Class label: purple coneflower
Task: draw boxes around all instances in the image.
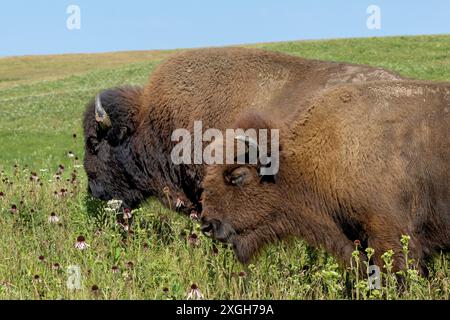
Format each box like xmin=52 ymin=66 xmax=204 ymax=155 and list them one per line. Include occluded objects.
xmin=187 ymin=284 xmax=204 ymax=300
xmin=111 ymin=266 xmax=120 ymax=274
xmin=75 ymin=235 xmax=89 ymax=250
xmin=238 ymin=271 xmax=247 ymax=278
xmin=52 ymin=263 xmax=60 ymax=271
xmin=0 ymin=191 xmax=4 ymax=198
xmin=38 ymin=255 xmax=45 ymax=262
xmin=175 ymin=198 xmax=184 ymax=209
xmin=123 ymin=208 xmax=132 ymax=219
xmin=188 ymin=233 xmax=200 ymax=247
xmin=30 ymin=172 xmax=39 ymax=182
xmin=118 ymin=222 xmax=129 ymax=231
xmin=10 ymin=204 xmax=17 ymax=214
xmin=67 ymin=151 xmax=75 ymax=158
xmin=189 ymin=211 xmax=199 ymax=220
xmin=48 ymin=212 xmax=60 ymax=224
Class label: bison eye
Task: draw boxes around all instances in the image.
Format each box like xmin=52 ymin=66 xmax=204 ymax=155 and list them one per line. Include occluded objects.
xmin=226 ymin=166 xmax=252 ymax=186
xmin=231 ymin=175 xmax=244 ymax=186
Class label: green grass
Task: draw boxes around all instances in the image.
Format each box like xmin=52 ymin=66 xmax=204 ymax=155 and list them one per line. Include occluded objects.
xmin=1 ymin=35 xmax=450 ymax=299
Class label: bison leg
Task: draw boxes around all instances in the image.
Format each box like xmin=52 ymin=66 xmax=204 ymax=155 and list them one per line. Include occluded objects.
xmin=299 ymin=217 xmax=360 ymax=269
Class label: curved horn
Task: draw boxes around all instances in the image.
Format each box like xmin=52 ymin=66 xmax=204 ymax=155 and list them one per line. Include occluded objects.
xmin=95 ymin=94 xmax=112 ymax=129
xmin=235 ymin=135 xmax=259 ymax=165
xmin=235 ymin=135 xmax=259 ymax=150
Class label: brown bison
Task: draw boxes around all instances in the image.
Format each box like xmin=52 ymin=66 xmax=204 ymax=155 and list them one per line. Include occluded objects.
xmin=200 ymin=81 xmax=450 ymax=274
xmin=83 ymin=47 xmax=403 ymax=212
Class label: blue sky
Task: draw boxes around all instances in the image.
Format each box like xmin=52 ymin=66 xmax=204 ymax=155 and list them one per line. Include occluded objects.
xmin=0 ymin=0 xmax=449 ymax=57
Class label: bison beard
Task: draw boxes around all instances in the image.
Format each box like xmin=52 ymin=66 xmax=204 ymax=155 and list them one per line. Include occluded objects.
xmin=201 ymin=81 xmax=450 ymax=274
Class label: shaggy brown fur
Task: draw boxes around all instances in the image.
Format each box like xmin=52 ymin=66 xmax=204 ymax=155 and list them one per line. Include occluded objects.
xmin=201 ymin=81 xmax=450 ymax=274
xmin=83 ymin=47 xmax=404 ymax=212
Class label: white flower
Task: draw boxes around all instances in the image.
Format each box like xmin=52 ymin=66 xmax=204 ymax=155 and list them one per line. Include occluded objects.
xmin=189 ymin=211 xmax=199 ymax=220
xmin=123 ymin=208 xmax=132 ymax=219
xmin=118 ymin=222 xmax=129 ymax=231
xmin=175 ymin=198 xmax=184 ymax=209
xmin=75 ymin=236 xmax=89 ymax=250
xmin=48 ymin=212 xmax=60 ymax=223
xmin=187 ymin=284 xmax=204 ymax=300
xmin=106 ymin=199 xmax=123 ymax=212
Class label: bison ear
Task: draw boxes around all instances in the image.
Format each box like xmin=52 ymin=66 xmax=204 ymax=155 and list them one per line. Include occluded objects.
xmin=95 ymin=94 xmax=112 ymax=130
xmin=233 ymin=136 xmax=279 ymax=184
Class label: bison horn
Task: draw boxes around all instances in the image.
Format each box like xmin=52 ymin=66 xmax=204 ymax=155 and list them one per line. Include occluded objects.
xmin=95 ymin=94 xmax=112 ymax=129
xmin=235 ymin=135 xmax=259 ymax=164
xmin=235 ymin=135 xmax=259 ymax=151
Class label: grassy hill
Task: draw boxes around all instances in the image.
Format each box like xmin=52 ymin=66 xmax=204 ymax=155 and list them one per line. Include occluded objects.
xmin=0 ymin=35 xmax=449 ymax=299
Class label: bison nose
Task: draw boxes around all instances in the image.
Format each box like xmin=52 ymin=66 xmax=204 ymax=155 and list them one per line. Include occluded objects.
xmin=200 ymin=217 xmax=220 ymax=237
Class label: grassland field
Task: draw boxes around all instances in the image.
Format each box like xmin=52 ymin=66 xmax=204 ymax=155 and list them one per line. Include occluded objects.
xmin=0 ymin=35 xmax=449 ymax=299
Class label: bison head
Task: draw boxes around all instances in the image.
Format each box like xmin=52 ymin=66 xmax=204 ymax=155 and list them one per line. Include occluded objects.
xmin=83 ymin=86 xmax=147 ymax=209
xmin=200 ymin=113 xmax=292 ymax=263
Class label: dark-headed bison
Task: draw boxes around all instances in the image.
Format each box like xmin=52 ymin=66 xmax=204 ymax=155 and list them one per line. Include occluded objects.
xmin=83 ymin=47 xmax=403 ymax=213
xmin=201 ymin=81 xmax=450 ymax=274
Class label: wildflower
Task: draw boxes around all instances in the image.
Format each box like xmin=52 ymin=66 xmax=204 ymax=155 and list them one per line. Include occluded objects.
xmin=10 ymin=204 xmax=17 ymax=214
xmin=118 ymin=222 xmax=129 ymax=231
xmin=52 ymin=263 xmax=61 ymax=271
xmin=33 ymin=275 xmax=41 ymax=283
xmin=188 ymin=233 xmax=200 ymax=247
xmin=123 ymin=208 xmax=132 ymax=219
xmin=354 ymin=239 xmax=361 ymax=247
xmin=238 ymin=271 xmax=247 ymax=278
xmin=57 ymin=188 xmax=67 ymax=197
xmin=30 ymin=172 xmax=39 ymax=182
xmin=187 ymin=284 xmax=204 ymax=300
xmin=143 ymin=243 xmax=149 ymax=250
xmin=106 ymin=199 xmax=123 ymax=212
xmin=175 ymin=197 xmax=184 ymax=209
xmin=111 ymin=266 xmax=120 ymax=274
xmin=189 ymin=211 xmax=199 ymax=220
xmin=75 ymin=235 xmax=89 ymax=250
xmin=163 ymin=187 xmax=170 ymax=194
xmin=48 ymin=212 xmax=60 ymax=224
xmin=127 ymin=261 xmax=134 ymax=270
xmin=0 ymin=191 xmax=4 ymax=198
xmin=38 ymin=255 xmax=45 ymax=262
xmin=72 ymin=133 xmax=77 ymax=139
xmin=91 ymin=285 xmax=99 ymax=295
xmin=67 ymin=151 xmax=75 ymax=158
xmin=162 ymin=287 xmax=169 ymax=294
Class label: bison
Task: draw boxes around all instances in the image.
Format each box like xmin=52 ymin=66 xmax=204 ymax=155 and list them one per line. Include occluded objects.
xmin=83 ymin=47 xmax=403 ymax=213
xmin=200 ymin=80 xmax=450 ymax=274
